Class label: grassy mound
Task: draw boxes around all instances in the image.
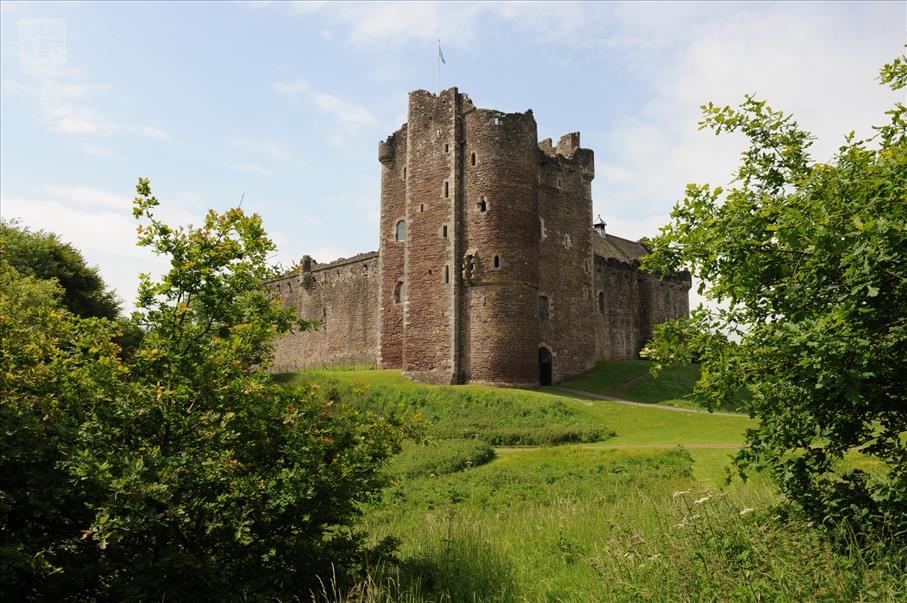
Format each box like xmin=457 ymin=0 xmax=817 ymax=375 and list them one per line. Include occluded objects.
xmin=389 ymin=439 xmax=496 ymax=479
xmin=278 ymin=371 xmax=614 ymax=446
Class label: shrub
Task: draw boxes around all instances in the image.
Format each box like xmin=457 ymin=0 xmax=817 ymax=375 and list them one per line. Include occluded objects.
xmin=0 ymin=181 xmax=406 ymax=599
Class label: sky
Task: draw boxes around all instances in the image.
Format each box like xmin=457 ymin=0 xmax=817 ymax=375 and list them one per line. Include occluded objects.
xmin=1 ymin=1 xmax=904 ymax=311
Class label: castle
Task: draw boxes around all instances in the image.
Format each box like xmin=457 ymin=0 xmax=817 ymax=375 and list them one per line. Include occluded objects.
xmin=268 ymin=88 xmax=691 ymax=386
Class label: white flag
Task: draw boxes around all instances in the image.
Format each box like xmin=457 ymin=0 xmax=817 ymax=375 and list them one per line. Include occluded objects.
xmin=438 ymin=44 xmax=446 ymax=64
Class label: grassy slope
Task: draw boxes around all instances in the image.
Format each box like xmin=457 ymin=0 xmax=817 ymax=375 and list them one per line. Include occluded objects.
xmin=560 ymin=359 xmax=755 ymax=413
xmin=283 ymin=368 xmax=750 ymax=484
xmin=560 ymin=359 xmax=702 ymax=406
xmin=282 ymin=368 xmax=900 ymax=601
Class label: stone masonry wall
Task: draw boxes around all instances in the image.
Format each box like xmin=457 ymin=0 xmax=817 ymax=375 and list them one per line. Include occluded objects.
xmin=401 ymin=89 xmax=458 ymax=383
xmin=378 ymin=125 xmax=407 ymax=368
xmin=593 ymin=256 xmax=645 ymax=359
xmin=537 ymin=134 xmax=597 ymax=383
xmin=269 ymin=252 xmax=379 ymax=371
xmin=460 ymin=105 xmax=541 ymax=386
xmin=592 ymin=254 xmax=691 ymax=360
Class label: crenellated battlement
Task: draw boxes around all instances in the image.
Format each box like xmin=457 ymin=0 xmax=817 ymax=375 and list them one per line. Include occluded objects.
xmin=539 ymin=132 xmax=594 ymax=177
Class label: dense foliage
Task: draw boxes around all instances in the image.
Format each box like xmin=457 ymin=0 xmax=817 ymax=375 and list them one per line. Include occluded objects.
xmin=0 ymin=180 xmax=405 ymax=599
xmin=641 ymin=57 xmax=906 ymax=545
xmin=0 ymin=221 xmax=121 ymax=320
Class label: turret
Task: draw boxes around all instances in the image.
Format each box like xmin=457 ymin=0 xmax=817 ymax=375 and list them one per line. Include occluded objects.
xmin=593 ymin=215 xmax=607 ymax=238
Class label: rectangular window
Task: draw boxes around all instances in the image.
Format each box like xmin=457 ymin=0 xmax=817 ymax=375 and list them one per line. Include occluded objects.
xmin=538 ymin=295 xmax=550 ymax=320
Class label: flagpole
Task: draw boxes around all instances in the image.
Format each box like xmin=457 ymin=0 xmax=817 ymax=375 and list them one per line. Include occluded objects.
xmin=437 ymin=39 xmax=441 ymax=94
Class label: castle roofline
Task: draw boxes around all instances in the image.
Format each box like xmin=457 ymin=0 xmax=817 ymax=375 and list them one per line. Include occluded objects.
xmin=592 ymin=231 xmax=649 ymax=263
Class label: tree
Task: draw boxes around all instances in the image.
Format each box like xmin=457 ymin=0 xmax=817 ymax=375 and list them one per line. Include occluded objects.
xmin=641 ymin=56 xmax=906 ymax=546
xmin=0 ymin=221 xmax=121 ymax=320
xmin=0 ymin=180 xmax=406 ymax=599
xmin=0 ymin=261 xmax=121 ymax=595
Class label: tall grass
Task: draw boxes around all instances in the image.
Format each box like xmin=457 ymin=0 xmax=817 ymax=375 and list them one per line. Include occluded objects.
xmin=345 ymin=476 xmax=904 ymax=601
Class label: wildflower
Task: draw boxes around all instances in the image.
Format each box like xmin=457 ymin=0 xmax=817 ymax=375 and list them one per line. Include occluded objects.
xmin=694 ymin=495 xmax=711 ymax=505
xmin=739 ymin=507 xmax=755 ymax=516
xmin=672 ymin=490 xmax=690 ymax=499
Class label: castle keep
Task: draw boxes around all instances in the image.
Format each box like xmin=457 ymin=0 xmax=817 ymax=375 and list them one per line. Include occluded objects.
xmin=269 ymin=88 xmax=690 ymax=386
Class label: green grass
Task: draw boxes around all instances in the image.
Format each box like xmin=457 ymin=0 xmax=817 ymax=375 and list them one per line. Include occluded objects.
xmin=346 ymin=447 xmax=901 ymax=602
xmin=561 ymin=360 xmax=751 ymax=411
xmin=279 ymin=368 xmax=902 ymax=601
xmin=278 ymin=370 xmax=614 ymax=446
xmin=388 ymin=439 xmax=496 ymax=479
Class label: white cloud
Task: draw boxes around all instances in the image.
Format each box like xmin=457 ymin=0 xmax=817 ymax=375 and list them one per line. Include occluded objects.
xmin=2 ymin=75 xmax=172 ymax=141
xmin=288 ymin=1 xmax=325 ymax=16
xmin=323 ymin=2 xmax=486 ymax=47
xmin=308 ymin=246 xmax=354 ymax=265
xmin=43 ymin=184 xmax=133 ymax=210
xmin=225 ymin=162 xmax=276 ymax=177
xmin=594 ymin=2 xmax=903 ymax=235
xmin=83 ymin=143 xmax=125 ymax=158
xmin=274 ymin=79 xmax=377 ymax=131
xmin=1 ymin=186 xmax=199 ymax=312
xmin=226 ymin=137 xmax=291 ymax=161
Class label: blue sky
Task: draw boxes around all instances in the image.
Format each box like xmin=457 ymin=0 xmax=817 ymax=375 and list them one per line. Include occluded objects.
xmin=1 ymin=1 xmax=904 ymax=310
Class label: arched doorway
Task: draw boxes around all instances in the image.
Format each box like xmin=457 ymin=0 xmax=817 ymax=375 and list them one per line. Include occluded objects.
xmin=538 ymin=347 xmax=553 ymax=386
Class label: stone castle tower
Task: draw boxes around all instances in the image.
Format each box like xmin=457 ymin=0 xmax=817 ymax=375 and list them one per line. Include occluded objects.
xmin=269 ymin=88 xmax=690 ymax=386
